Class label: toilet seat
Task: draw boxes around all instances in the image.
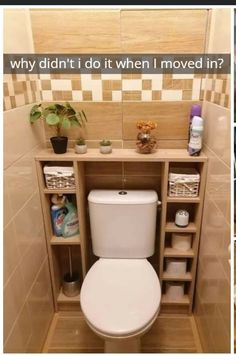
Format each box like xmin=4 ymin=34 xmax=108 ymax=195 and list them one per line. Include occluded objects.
xmin=80 ymin=258 xmax=161 ymax=337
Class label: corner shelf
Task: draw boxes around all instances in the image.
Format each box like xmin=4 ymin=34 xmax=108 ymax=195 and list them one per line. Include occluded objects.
xmin=57 ymin=289 xmax=80 ymax=303
xmin=50 ymin=235 xmax=81 ymax=245
xmin=43 ymin=188 xmax=76 ymax=194
xmin=165 ymin=222 xmax=197 ymax=233
xmin=162 ymin=272 xmax=192 ymax=281
xmin=167 ymin=197 xmax=200 ymax=203
xmin=161 ymin=294 xmax=190 ymax=305
xmin=163 ymin=247 xmax=194 ymax=258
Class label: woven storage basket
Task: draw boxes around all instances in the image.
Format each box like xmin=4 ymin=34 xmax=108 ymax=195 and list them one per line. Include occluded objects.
xmin=168 ymin=167 xmax=200 ymax=197
xmin=43 ymin=166 xmax=75 ymax=189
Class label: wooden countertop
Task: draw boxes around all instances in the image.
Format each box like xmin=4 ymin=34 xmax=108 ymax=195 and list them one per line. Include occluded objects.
xmin=35 ymin=148 xmax=207 ymax=162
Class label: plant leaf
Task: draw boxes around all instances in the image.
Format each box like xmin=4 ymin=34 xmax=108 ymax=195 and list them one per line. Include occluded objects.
xmin=71 ymin=117 xmax=81 ymax=127
xmin=62 ymin=117 xmax=71 ymax=129
xmin=81 ymin=110 xmax=87 ymax=122
xmin=46 ymin=113 xmax=60 ymax=126
xmin=30 ymin=111 xmax=41 ymax=123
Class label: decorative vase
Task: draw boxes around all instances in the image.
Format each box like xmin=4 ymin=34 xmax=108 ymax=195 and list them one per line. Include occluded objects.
xmin=136 ymin=131 xmax=157 ymax=154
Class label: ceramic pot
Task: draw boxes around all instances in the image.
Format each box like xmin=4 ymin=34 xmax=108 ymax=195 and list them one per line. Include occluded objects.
xmin=100 ymin=145 xmax=112 ymax=154
xmin=50 ymin=136 xmax=68 ymax=154
xmin=75 ymin=144 xmax=87 ymax=154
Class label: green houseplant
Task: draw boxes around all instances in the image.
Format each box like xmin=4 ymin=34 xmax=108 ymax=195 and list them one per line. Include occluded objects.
xmin=99 ymin=139 xmax=112 ymax=154
xmin=30 ymin=102 xmax=87 ymax=154
xmin=75 ymin=138 xmax=87 ymax=154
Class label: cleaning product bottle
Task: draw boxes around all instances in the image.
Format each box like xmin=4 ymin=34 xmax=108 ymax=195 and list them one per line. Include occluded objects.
xmin=188 ymin=104 xmax=202 ymax=142
xmin=188 ymin=116 xmax=204 ymax=156
xmin=51 ymin=194 xmax=68 ymax=236
xmin=62 ymin=201 xmax=80 ymax=238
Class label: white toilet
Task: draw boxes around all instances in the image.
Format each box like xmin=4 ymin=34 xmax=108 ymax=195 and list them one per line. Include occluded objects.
xmin=80 ymin=190 xmax=161 ymax=353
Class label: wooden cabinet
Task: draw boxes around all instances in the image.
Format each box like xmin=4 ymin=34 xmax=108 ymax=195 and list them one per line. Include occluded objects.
xmin=35 ymin=148 xmax=207 ymax=313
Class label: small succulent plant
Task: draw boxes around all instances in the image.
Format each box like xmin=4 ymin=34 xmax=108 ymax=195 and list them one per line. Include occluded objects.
xmin=100 ymin=139 xmax=112 ymax=146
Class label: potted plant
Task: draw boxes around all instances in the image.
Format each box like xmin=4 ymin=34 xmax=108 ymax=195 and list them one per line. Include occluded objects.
xmin=75 ymin=138 xmax=87 ymax=154
xmin=99 ymin=139 xmax=112 ymax=154
xmin=30 ymin=102 xmax=87 ymax=154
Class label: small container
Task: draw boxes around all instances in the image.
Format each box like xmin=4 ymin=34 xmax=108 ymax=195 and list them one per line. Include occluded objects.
xmin=100 ymin=145 xmax=112 ymax=154
xmin=166 ymin=258 xmax=187 ymax=275
xmin=175 ymin=210 xmax=189 ymax=227
xmin=62 ymin=272 xmax=80 ymax=297
xmin=75 ymin=144 xmax=87 ymax=154
xmin=166 ymin=281 xmax=185 ymax=300
xmin=171 ymin=233 xmax=192 ymax=251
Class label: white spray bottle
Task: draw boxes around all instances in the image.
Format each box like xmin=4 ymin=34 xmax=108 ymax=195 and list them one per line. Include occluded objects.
xmin=188 ymin=116 xmax=204 ymax=156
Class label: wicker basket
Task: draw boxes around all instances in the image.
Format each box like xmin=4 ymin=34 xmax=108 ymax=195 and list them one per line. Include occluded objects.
xmin=43 ymin=166 xmax=75 ymax=189
xmin=168 ymin=167 xmax=200 ymax=197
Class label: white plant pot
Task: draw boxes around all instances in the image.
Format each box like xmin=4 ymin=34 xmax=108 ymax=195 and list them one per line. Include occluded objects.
xmin=75 ymin=145 xmax=87 ymax=154
xmin=100 ymin=145 xmax=112 ymax=154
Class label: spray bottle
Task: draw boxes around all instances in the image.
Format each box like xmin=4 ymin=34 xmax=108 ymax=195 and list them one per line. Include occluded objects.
xmin=188 ymin=116 xmax=204 ymax=156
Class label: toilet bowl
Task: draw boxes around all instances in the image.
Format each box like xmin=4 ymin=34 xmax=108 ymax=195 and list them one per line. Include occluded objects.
xmin=81 ymin=258 xmax=161 ymax=352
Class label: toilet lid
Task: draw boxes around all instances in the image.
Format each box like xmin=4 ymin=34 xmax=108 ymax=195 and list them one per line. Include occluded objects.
xmin=80 ymin=258 xmax=161 ymax=336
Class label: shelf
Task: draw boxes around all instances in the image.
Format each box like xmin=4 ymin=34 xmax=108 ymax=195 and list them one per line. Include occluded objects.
xmin=167 ymin=196 xmax=200 ymax=203
xmin=57 ymin=289 xmax=80 ymax=303
xmin=50 ymin=235 xmax=80 ymax=245
xmin=164 ymin=247 xmax=194 ymax=258
xmin=43 ymin=188 xmax=76 ymax=194
xmin=165 ymin=222 xmax=197 ymax=233
xmin=162 ymin=272 xmax=192 ymax=281
xmin=161 ymin=294 xmax=190 ymax=305
xmin=36 ymin=148 xmax=208 ymax=163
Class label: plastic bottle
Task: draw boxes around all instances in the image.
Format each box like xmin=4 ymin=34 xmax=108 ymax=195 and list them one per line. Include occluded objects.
xmin=51 ymin=194 xmax=68 ymax=236
xmin=188 ymin=116 xmax=204 ymax=156
xmin=188 ymin=104 xmax=202 ymax=142
xmin=62 ymin=202 xmax=80 ymax=238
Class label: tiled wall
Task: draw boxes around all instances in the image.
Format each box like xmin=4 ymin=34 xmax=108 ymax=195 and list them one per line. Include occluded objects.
xmin=194 ymin=8 xmax=230 ymax=353
xmin=4 ymin=9 xmax=54 ymax=353
xmin=3 ymin=9 xmax=230 ymax=149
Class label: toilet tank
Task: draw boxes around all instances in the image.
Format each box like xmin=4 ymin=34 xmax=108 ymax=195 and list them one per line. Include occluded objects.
xmin=88 ymin=190 xmax=158 ymax=258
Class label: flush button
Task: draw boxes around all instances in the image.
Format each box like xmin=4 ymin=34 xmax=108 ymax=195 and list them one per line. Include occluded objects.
xmin=119 ymin=191 xmax=127 ymax=195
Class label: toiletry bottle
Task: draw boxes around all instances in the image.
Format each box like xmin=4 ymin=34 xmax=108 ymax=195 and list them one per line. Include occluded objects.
xmin=51 ymin=194 xmax=68 ymax=236
xmin=62 ymin=201 xmax=80 ymax=238
xmin=188 ymin=116 xmax=204 ymax=156
xmin=188 ymin=104 xmax=201 ymax=142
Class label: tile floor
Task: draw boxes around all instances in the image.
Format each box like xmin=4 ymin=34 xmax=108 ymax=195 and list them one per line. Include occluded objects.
xmin=43 ymin=312 xmax=202 ymax=353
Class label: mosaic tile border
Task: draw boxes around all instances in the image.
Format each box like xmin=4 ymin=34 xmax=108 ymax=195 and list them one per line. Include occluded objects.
xmin=3 ymin=72 xmax=230 ymax=111
xmin=3 ymin=74 xmax=41 ymax=111
xmin=200 ymin=73 xmax=230 ymax=108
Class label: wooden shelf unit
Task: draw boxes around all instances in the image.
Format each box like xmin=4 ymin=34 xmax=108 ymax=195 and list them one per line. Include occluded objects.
xmin=35 ymin=149 xmax=207 ymax=314
xmin=160 ymin=159 xmax=207 ymax=314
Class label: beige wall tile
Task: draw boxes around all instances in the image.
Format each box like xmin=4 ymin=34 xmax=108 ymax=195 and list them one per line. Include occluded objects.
xmin=4 ymin=303 xmax=32 ymax=353
xmin=31 ymin=10 xmax=121 ymax=53
xmin=202 ymin=101 xmax=230 ymax=167
xmin=26 ymin=260 xmax=54 ymax=352
xmin=4 ymin=221 xmax=20 ymax=284
xmin=4 ymin=267 xmax=27 ymax=341
xmin=123 ymin=101 xmax=200 ymax=141
xmin=20 ymin=238 xmax=47 ymax=296
xmin=4 ymin=9 xmax=34 ymax=53
xmin=194 ymin=97 xmax=230 ymax=353
xmin=4 ymin=104 xmax=45 ymax=169
xmin=207 ymin=9 xmax=230 ymax=53
xmin=204 ymin=146 xmax=230 ymax=222
xmin=44 ymin=102 xmax=122 ymax=141
xmin=121 ymin=10 xmax=208 ymax=53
